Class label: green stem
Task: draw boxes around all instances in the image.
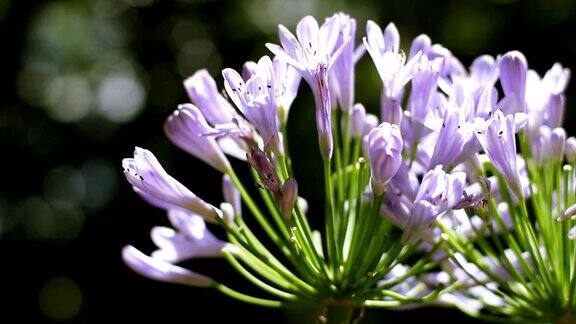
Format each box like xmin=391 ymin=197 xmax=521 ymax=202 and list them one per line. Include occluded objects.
xmin=222 ymin=249 xmax=299 ymax=301
xmin=214 ymin=283 xmax=283 ymax=308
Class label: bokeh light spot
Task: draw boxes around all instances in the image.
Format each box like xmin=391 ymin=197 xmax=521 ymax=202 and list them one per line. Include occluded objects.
xmin=97 ymin=73 xmax=145 ymax=123
xmin=38 ymin=277 xmax=82 ymax=321
xmin=44 ymin=166 xmax=86 ymax=205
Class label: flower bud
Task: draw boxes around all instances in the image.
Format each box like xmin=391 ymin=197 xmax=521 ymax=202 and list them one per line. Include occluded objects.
xmin=349 ymin=103 xmax=366 ymax=138
xmin=280 ymin=178 xmax=298 ymax=219
xmin=165 ymin=104 xmax=231 ymax=173
xmin=499 ymin=51 xmax=527 ymax=113
xmin=565 ymin=137 xmax=576 ymax=163
xmin=569 ymin=225 xmax=576 ymax=240
xmin=562 ymin=203 xmax=576 ymax=221
xmin=242 ymin=61 xmax=258 ymax=80
xmin=367 ymin=122 xmax=403 ymax=195
xmin=545 ymin=94 xmax=565 ymax=128
xmin=222 ymin=175 xmax=241 ymax=217
xmin=122 ymin=245 xmax=214 ymax=288
xmin=123 ymin=147 xmax=219 ymax=222
xmin=220 ymin=202 xmax=235 ymax=225
xmin=362 ymin=113 xmax=379 ymax=136
xmin=551 ymin=127 xmax=566 ymax=162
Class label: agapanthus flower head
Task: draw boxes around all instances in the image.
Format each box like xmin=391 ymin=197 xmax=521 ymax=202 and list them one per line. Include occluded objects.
xmin=122 ymin=12 xmax=576 ymax=324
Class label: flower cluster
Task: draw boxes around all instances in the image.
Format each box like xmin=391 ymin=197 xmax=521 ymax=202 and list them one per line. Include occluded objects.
xmin=121 ymin=12 xmax=574 ymax=323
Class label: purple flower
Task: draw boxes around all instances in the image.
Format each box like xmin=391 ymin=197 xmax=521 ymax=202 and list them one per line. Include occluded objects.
xmin=415 ymin=165 xmax=466 ymax=213
xmin=364 ymin=21 xmax=421 ymax=103
xmin=408 ymin=34 xmax=466 ymax=78
xmin=122 ymin=147 xmax=219 ymax=222
xmin=222 ymin=56 xmax=283 ymax=154
xmin=544 ymin=94 xmax=565 ymax=129
xmin=402 ymin=200 xmax=436 ymax=243
xmin=222 ymin=174 xmax=241 ymax=217
xmin=475 ymin=110 xmax=524 ymax=198
xmin=380 ymin=94 xmax=403 ymax=125
xmin=165 ymin=104 xmax=231 ymax=172
xmin=498 ymin=51 xmax=527 ymax=114
xmin=408 ymin=55 xmax=443 ymax=124
xmin=349 ymin=103 xmax=366 ymax=138
xmin=525 ymin=63 xmax=570 ymax=133
xmin=562 ymin=203 xmax=576 ymax=221
xmin=183 ymin=69 xmax=251 ymax=160
xmin=565 ymin=137 xmax=576 ymax=163
xmin=122 ymin=245 xmax=214 ymax=287
xmin=362 ymin=113 xmax=380 ymax=136
xmin=401 ymin=166 xmax=466 ymax=242
xmin=329 ymin=13 xmax=357 ymax=111
xmin=280 ymin=178 xmax=298 ymax=219
xmin=550 ymin=127 xmax=566 ymax=163
xmin=543 ymin=63 xmax=571 ymax=95
xmin=428 ymin=111 xmax=475 ymax=170
xmin=569 ymin=226 xmax=576 ymax=240
xmin=367 ymin=122 xmax=403 ymax=195
xmin=151 ymin=209 xmax=229 ymax=263
xmin=272 ymin=57 xmax=301 ymax=123
xmin=184 ymin=69 xmax=236 ymax=125
xmin=266 ymin=15 xmax=349 ymax=160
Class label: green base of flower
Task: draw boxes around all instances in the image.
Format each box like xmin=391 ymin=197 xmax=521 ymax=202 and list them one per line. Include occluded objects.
xmin=555 ymin=313 xmax=576 ymax=324
xmin=285 ymin=300 xmax=359 ymax=324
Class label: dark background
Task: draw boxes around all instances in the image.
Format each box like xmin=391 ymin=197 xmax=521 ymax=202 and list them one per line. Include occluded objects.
xmin=1 ymin=0 xmax=575 ymax=322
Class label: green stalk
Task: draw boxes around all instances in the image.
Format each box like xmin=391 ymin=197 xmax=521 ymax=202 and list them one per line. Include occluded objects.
xmin=222 ymin=249 xmax=299 ymax=301
xmin=324 ymin=160 xmax=340 ymax=275
xmin=214 ymin=283 xmax=283 ymax=308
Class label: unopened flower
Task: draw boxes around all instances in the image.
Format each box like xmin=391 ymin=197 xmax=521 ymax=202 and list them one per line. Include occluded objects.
xmin=184 ymin=69 xmax=237 ymax=125
xmin=329 ymin=13 xmax=358 ymax=111
xmin=151 ymin=209 xmax=229 ymax=263
xmin=165 ymin=104 xmax=231 ymax=172
xmin=222 ymin=175 xmax=241 ymax=217
xmin=122 ymin=245 xmax=214 ymax=287
xmin=349 ymin=103 xmax=366 ymax=138
xmin=498 ymin=51 xmax=527 ymax=114
xmin=183 ymin=70 xmax=251 ymax=159
xmin=565 ymin=137 xmax=576 ymax=163
xmin=280 ymin=178 xmax=298 ymax=219
xmin=122 ymin=147 xmax=219 ymax=222
xmin=367 ymin=122 xmax=403 ymax=195
xmin=551 ymin=127 xmax=567 ymax=162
